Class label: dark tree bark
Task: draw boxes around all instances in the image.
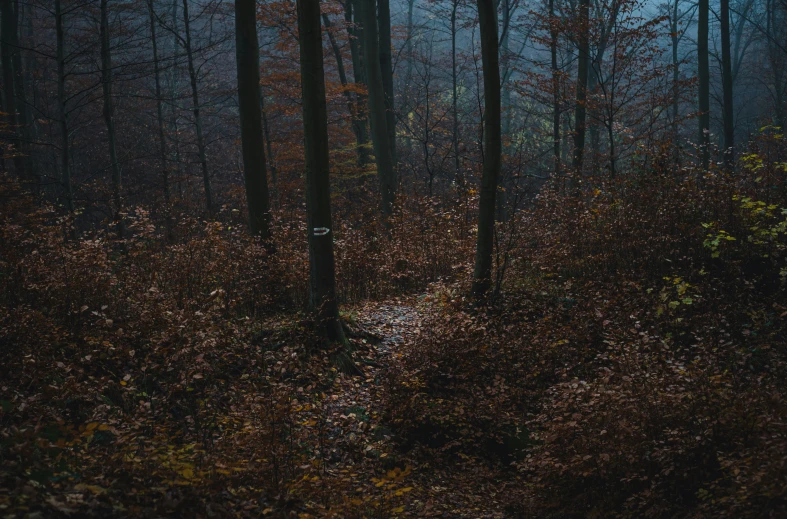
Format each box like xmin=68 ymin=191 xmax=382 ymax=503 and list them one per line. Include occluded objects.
xmin=572 ymin=0 xmax=590 ymax=176
xmin=55 ymin=0 xmax=73 ymax=213
xmin=377 ymin=0 xmax=396 ymax=167
xmin=236 ymin=0 xmax=272 ymax=239
xmin=322 ymin=13 xmax=367 ymax=167
xmin=296 ymin=0 xmax=346 ymax=344
xmin=720 ymin=0 xmax=735 ymax=171
xmin=344 ymin=0 xmax=370 ymax=167
xmin=471 ymin=0 xmax=501 ymax=300
xmin=670 ymin=0 xmax=680 ymax=134
xmin=169 ymin=0 xmax=183 ymax=198
xmin=260 ymin=91 xmax=278 ymax=200
xmin=359 ymin=0 xmax=395 ymax=217
xmin=344 ymin=0 xmax=370 ymax=166
xmin=1 ymin=0 xmax=26 ymax=178
xmin=147 ymin=0 xmax=171 ymax=216
xmin=697 ymin=0 xmax=710 ymax=170
xmin=100 ymin=0 xmax=124 ymax=238
xmin=550 ymin=0 xmax=560 ymax=176
xmin=451 ymin=0 xmax=461 ymax=181
xmin=182 ymin=0 xmax=213 ymax=212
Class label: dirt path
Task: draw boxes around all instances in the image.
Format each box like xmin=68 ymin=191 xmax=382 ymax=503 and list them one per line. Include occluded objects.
xmin=339 ymin=299 xmax=510 ymax=518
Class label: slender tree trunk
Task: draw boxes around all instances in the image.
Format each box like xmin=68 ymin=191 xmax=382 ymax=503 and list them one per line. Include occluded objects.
xmin=170 ymin=0 xmax=182 ymax=198
xmin=697 ymin=0 xmax=710 ymax=170
xmin=501 ymin=0 xmax=512 ymax=141
xmin=498 ymin=0 xmax=512 ymax=221
xmin=236 ymin=0 xmax=271 ymax=239
xmin=182 ymin=0 xmax=213 ymax=212
xmin=404 ymin=0 xmax=415 ymax=155
xmin=168 ymin=0 xmax=183 ymax=198
xmin=550 ymin=0 xmax=560 ymax=176
xmin=260 ymin=92 xmax=278 ymax=200
xmin=55 ymin=0 xmax=73 ymax=214
xmin=378 ymin=0 xmax=396 ymax=168
xmin=766 ymin=0 xmax=785 ymax=130
xmin=12 ymin=0 xmax=33 ymax=183
xmin=13 ymin=1 xmax=32 ymax=182
xmin=405 ymin=0 xmax=414 ymax=82
xmin=451 ymin=0 xmax=460 ymax=181
xmin=472 ymin=0 xmax=501 ymax=300
xmin=323 ymin=13 xmax=366 ymax=167
xmin=295 ymin=0 xmax=346 ymax=345
xmin=671 ymin=0 xmax=679 ymax=132
xmin=1 ymin=0 xmax=25 ymax=178
xmin=147 ymin=0 xmax=171 ymax=217
xmin=359 ymin=0 xmax=395 ymax=217
xmin=344 ymin=0 xmax=370 ymax=166
xmin=100 ymin=0 xmax=124 ymax=238
xmin=720 ymin=0 xmax=734 ymax=171
xmin=572 ymin=0 xmax=590 ymax=177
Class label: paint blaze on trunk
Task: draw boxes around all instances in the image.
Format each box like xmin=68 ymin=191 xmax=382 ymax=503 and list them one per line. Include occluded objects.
xmin=296 ymin=0 xmax=346 ymax=344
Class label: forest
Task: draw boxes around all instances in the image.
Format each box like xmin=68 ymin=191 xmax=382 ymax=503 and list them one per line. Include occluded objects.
xmin=0 ymin=0 xmax=785 ymax=516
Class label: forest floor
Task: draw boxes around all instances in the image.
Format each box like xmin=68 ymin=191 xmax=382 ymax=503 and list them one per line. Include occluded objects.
xmin=1 ymin=295 xmax=514 ymax=518
xmin=345 ymin=300 xmax=514 ymax=518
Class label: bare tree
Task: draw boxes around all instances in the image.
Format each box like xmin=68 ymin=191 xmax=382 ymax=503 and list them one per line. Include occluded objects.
xmin=236 ymin=0 xmax=271 ymax=238
xmin=472 ymin=0 xmax=501 ymax=300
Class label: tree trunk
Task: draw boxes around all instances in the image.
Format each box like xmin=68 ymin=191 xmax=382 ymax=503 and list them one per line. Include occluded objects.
xmin=451 ymin=0 xmax=460 ymax=181
xmin=572 ymin=0 xmax=590 ymax=177
xmin=377 ymin=0 xmax=396 ymax=167
xmin=295 ymin=0 xmax=346 ymax=345
xmin=100 ymin=0 xmax=124 ymax=238
xmin=501 ymin=0 xmax=512 ymax=142
xmin=170 ymin=0 xmax=182 ymax=198
xmin=147 ymin=0 xmax=171 ymax=217
xmin=182 ymin=0 xmax=213 ymax=212
xmin=359 ymin=0 xmax=395 ymax=217
xmin=550 ymin=0 xmax=560 ymax=176
xmin=671 ymin=0 xmax=679 ymax=133
xmin=344 ymin=0 xmax=370 ymax=166
xmin=260 ymin=91 xmax=278 ymax=201
xmin=766 ymin=0 xmax=785 ymax=130
xmin=236 ymin=0 xmax=272 ymax=239
xmin=720 ymin=0 xmax=734 ymax=171
xmin=323 ymin=13 xmax=366 ymax=167
xmin=1 ymin=0 xmax=25 ymax=179
xmin=55 ymin=0 xmax=73 ymax=214
xmin=405 ymin=0 xmax=414 ymax=83
xmin=697 ymin=0 xmax=710 ymax=170
xmin=472 ymin=0 xmax=501 ymax=300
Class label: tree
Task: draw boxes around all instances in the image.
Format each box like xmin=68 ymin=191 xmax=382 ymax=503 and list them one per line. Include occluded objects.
xmin=343 ymin=0 xmax=370 ymax=167
xmin=471 ymin=0 xmax=501 ymax=300
xmin=296 ymin=0 xmax=346 ymax=344
xmin=359 ymin=0 xmax=395 ymax=218
xmin=100 ymin=0 xmax=124 ymax=238
xmin=55 ymin=0 xmax=74 ymax=214
xmin=720 ymin=0 xmax=734 ymax=170
xmin=697 ymin=0 xmax=710 ymax=170
xmin=1 ymin=0 xmax=27 ymax=180
xmin=236 ymin=0 xmax=272 ymax=239
xmin=378 ymin=0 xmax=396 ymax=167
xmin=147 ymin=0 xmax=172 ymax=227
xmin=322 ymin=11 xmax=368 ymax=167
xmin=181 ymin=0 xmax=213 ymax=212
xmin=572 ymin=0 xmax=590 ymax=175
xmin=549 ymin=0 xmax=560 ymax=176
